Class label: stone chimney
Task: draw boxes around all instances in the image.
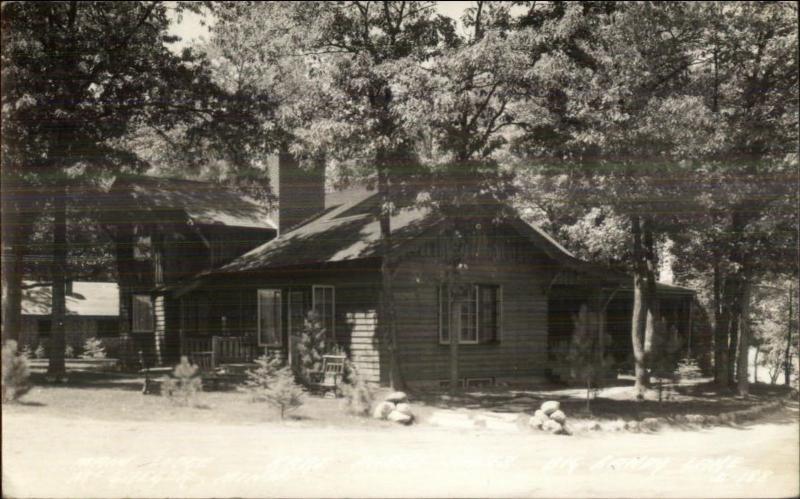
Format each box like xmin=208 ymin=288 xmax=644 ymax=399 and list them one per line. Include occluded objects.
xmin=267 ymin=152 xmax=325 ymax=235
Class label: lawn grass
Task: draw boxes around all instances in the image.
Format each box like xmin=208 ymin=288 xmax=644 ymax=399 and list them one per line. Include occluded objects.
xmin=3 ymin=368 xmax=409 ymax=429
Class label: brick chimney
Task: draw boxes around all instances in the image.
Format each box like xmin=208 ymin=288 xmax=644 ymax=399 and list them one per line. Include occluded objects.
xmin=267 ymin=152 xmax=325 ymax=234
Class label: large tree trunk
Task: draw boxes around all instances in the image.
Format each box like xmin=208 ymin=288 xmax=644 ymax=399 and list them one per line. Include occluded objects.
xmin=737 ymin=279 xmax=752 ymax=396
xmin=753 ymin=346 xmax=759 ymax=384
xmin=377 ymin=168 xmax=402 ymax=390
xmin=630 ymin=215 xmax=650 ymax=397
xmin=712 ymin=262 xmax=729 ymax=385
xmin=1 ymin=203 xmax=34 ymax=345
xmin=47 ymin=186 xmax=67 ymax=378
xmin=785 ymin=282 xmax=795 ymax=386
xmin=448 ymin=283 xmax=461 ymax=395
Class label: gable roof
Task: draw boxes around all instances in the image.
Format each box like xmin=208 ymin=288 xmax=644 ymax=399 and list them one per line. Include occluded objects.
xmin=215 ymin=189 xmax=438 ymax=273
xmin=22 ymin=281 xmax=119 ymax=317
xmin=109 ymin=176 xmax=277 ymax=230
xmin=176 ymin=187 xmax=693 ymax=297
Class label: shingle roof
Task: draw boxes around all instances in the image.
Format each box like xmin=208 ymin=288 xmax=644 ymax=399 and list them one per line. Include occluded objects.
xmin=216 ymin=189 xmax=439 ymax=272
xmin=182 ymin=187 xmax=693 ymax=297
xmin=109 ymin=176 xmax=277 ymax=230
xmin=21 ymin=281 xmax=119 ymax=317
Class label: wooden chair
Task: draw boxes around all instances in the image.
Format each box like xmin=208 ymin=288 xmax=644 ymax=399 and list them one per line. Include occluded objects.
xmin=310 ymin=354 xmax=346 ymax=396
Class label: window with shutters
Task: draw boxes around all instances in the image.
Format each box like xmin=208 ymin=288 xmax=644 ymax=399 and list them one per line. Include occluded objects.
xmin=439 ymin=284 xmax=501 ymax=345
xmin=257 ymin=289 xmax=282 ymax=347
xmin=131 ymin=294 xmax=154 ymax=332
xmin=312 ymin=285 xmax=335 ymax=340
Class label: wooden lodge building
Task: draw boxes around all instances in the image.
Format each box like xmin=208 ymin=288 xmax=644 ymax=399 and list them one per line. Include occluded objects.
xmin=104 ymin=154 xmax=709 ymax=388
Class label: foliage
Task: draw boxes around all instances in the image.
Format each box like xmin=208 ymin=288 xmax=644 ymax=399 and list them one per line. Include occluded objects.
xmin=339 ymin=359 xmax=375 ymax=417
xmin=566 ymin=304 xmax=612 ymax=411
xmin=244 ymin=352 xmax=284 ymax=402
xmin=2 ymin=340 xmax=31 ymax=403
xmin=162 ymin=356 xmax=202 ymax=406
xmin=294 ymin=311 xmax=328 ymax=387
xmin=65 ymin=344 xmax=75 ymax=359
xmin=261 ymin=366 xmax=305 ymax=420
xmin=674 ymin=357 xmax=704 ymax=381
xmin=80 ymin=337 xmax=107 ymax=360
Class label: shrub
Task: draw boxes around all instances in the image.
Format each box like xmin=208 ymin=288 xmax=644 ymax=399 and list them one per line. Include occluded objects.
xmin=162 ymin=356 xmax=202 ymax=406
xmin=81 ymin=337 xmax=107 ymax=359
xmin=65 ymin=344 xmax=75 ymax=358
xmin=675 ymin=357 xmax=703 ymax=380
xmin=34 ymin=343 xmax=47 ymax=359
xmin=262 ymin=367 xmax=305 ymax=419
xmin=2 ymin=340 xmax=31 ymax=403
xmin=340 ymin=360 xmax=374 ymax=416
xmin=567 ymin=304 xmax=613 ymax=411
xmin=294 ymin=311 xmax=327 ymax=386
xmin=244 ymin=352 xmax=284 ymax=402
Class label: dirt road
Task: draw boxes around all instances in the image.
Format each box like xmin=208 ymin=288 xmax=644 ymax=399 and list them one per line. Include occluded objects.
xmin=3 ymin=408 xmax=798 ymax=498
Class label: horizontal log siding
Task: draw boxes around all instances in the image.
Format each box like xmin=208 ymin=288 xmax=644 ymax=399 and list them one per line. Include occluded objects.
xmin=392 ymin=249 xmax=551 ymax=384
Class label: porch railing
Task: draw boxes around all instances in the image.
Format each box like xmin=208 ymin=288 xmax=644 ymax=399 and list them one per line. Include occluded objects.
xmin=182 ymin=335 xmax=259 ymax=371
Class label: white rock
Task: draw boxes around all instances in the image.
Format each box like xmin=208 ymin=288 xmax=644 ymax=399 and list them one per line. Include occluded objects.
xmin=387 ymin=410 xmax=414 ymax=425
xmin=395 ymin=402 xmax=413 ymax=416
xmin=542 ymin=419 xmax=563 ymax=434
xmin=533 ymin=409 xmax=546 ymax=419
xmin=529 ymin=414 xmax=547 ymax=429
xmin=385 ymin=391 xmax=408 ymax=403
xmin=541 ymin=400 xmax=560 ymax=416
xmin=372 ymin=401 xmax=395 ymax=420
xmin=549 ymin=410 xmax=567 ymax=424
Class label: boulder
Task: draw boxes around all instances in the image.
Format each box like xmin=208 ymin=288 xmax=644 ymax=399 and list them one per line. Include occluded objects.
xmin=387 ymin=410 xmax=414 ymax=425
xmin=394 ymin=402 xmax=414 ymax=417
xmin=385 ymin=391 xmax=408 ymax=404
xmin=549 ymin=410 xmax=567 ymax=424
xmin=706 ymin=415 xmax=720 ymax=426
xmin=533 ymin=409 xmax=546 ymax=419
xmin=372 ymin=401 xmax=395 ymax=420
xmin=540 ymin=400 xmax=560 ymax=416
xmin=605 ymin=420 xmax=626 ymax=432
xmin=542 ymin=419 xmax=563 ymax=434
xmin=529 ymin=414 xmax=547 ymax=429
xmin=625 ymin=420 xmax=640 ymax=432
xmin=640 ymin=418 xmax=661 ymax=432
xmin=685 ymin=414 xmax=706 ymax=425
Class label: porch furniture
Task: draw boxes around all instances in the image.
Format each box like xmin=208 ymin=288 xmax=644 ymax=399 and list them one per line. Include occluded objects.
xmin=309 ymin=354 xmax=346 ymax=396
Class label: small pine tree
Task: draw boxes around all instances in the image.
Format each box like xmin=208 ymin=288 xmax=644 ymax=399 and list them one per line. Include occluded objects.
xmin=262 ymin=367 xmax=305 ymax=419
xmin=65 ymin=344 xmax=75 ymax=358
xmin=245 ymin=352 xmax=284 ymax=402
xmin=34 ymin=343 xmax=47 ymax=359
xmin=294 ymin=311 xmax=327 ymax=386
xmin=340 ymin=360 xmax=374 ymax=416
xmin=2 ymin=340 xmax=31 ymax=403
xmin=162 ymin=356 xmax=202 ymax=406
xmin=567 ymin=304 xmax=612 ymax=412
xmin=81 ymin=337 xmax=107 ymax=359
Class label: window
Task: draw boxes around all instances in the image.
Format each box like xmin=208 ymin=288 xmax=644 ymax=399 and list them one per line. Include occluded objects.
xmin=131 ymin=294 xmax=154 ymax=332
xmin=38 ymin=319 xmax=52 ymax=338
xmin=439 ymin=284 xmax=501 ymax=345
xmin=97 ymin=319 xmax=118 ymax=338
xmin=312 ymin=285 xmax=335 ymax=340
xmin=257 ymin=289 xmax=282 ymax=347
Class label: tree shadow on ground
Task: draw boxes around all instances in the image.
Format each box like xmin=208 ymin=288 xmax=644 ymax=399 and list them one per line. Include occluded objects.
xmin=29 ymin=370 xmax=145 ymax=392
xmin=414 ymin=380 xmax=795 ymax=421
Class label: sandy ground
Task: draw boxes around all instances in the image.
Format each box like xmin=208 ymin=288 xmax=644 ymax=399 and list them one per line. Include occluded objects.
xmin=3 ymin=406 xmax=798 ymax=498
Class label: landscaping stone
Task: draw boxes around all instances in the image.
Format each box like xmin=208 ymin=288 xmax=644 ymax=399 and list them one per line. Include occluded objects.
xmin=529 ymin=414 xmax=547 ymax=429
xmin=542 ymin=419 xmax=563 ymax=434
xmin=625 ymin=420 xmax=640 ymax=432
xmin=387 ymin=410 xmax=414 ymax=425
xmin=394 ymin=403 xmax=414 ymax=417
xmin=640 ymin=418 xmax=661 ymax=432
xmin=540 ymin=400 xmax=560 ymax=416
xmin=385 ymin=391 xmax=408 ymax=404
xmin=533 ymin=409 xmax=546 ymax=419
xmin=606 ymin=420 xmax=626 ymax=432
xmin=549 ymin=410 xmax=567 ymax=424
xmin=372 ymin=401 xmax=395 ymax=420
xmin=685 ymin=414 xmax=706 ymax=425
